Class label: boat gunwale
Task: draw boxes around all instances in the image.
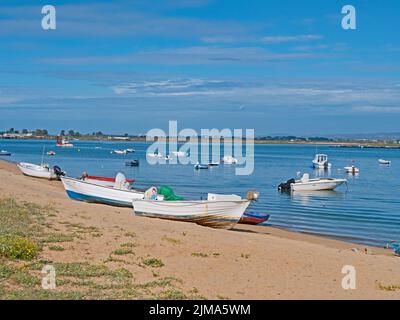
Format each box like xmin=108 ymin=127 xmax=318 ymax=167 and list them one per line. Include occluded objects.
xmin=132 ymin=198 xmax=250 ymax=205
xmin=293 ymin=178 xmax=347 ymax=185
xmin=61 ymin=176 xmax=146 ymax=194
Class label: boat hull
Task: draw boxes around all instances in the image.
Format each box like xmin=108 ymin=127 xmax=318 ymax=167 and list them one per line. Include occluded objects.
xmin=61 ymin=177 xmax=146 ymax=207
xmin=194 ymin=164 xmax=209 ymax=170
xmin=291 ymin=179 xmax=346 ymax=191
xmin=56 ymin=144 xmax=73 ymax=148
xmin=239 ymin=212 xmax=270 ymax=225
xmin=132 ymin=199 xmax=250 ymax=229
xmin=344 ymin=166 xmax=359 ymax=174
xmin=17 ymin=163 xmax=58 ymax=180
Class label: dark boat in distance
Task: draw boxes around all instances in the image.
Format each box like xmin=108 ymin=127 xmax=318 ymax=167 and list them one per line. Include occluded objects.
xmin=0 ymin=150 xmax=11 ymax=156
xmin=125 ymin=160 xmax=139 ymax=167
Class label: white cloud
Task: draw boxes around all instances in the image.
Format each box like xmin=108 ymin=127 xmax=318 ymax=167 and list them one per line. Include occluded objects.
xmin=351 ymin=106 xmax=400 ymax=113
xmin=43 ymin=46 xmax=318 ymax=66
xmin=261 ymin=34 xmax=323 ymax=43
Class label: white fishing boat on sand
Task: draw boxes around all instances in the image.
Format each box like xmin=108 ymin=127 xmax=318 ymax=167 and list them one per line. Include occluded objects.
xmin=132 ymin=191 xmax=259 ymax=229
xmin=312 ymin=154 xmax=332 ymax=169
xmin=61 ymin=173 xmax=163 ymax=207
xmin=279 ymin=173 xmax=346 ymax=192
xmin=79 ymin=172 xmax=135 ymax=187
xmin=17 ymin=162 xmax=64 ymax=180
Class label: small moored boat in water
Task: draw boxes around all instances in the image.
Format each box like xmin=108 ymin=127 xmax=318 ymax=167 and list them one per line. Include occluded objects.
xmin=344 ymin=165 xmax=360 ymax=174
xmin=111 ymin=149 xmax=127 ymax=154
xmin=125 ymin=160 xmax=139 ymax=167
xmin=0 ymin=150 xmax=11 ymax=156
xmin=132 ymin=191 xmax=259 ymax=229
xmin=221 ymin=155 xmax=238 ymax=164
xmin=239 ymin=211 xmax=270 ymax=225
xmin=312 ymin=154 xmax=332 ymax=169
xmin=171 ymin=151 xmax=188 ymax=157
xmin=278 ymin=173 xmax=346 ymax=192
xmin=194 ymin=163 xmax=209 ymax=170
xmin=56 ymin=138 xmax=73 ymax=148
xmin=17 ymin=162 xmax=65 ymax=180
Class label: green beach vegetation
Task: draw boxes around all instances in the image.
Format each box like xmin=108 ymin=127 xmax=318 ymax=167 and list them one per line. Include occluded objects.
xmin=0 ymin=197 xmax=203 ymax=300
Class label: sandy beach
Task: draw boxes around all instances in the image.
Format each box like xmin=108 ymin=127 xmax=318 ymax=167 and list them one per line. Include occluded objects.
xmin=0 ymin=159 xmax=399 ymax=299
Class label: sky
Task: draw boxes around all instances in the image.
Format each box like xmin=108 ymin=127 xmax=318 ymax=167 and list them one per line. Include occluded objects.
xmin=0 ymin=0 xmax=399 ymax=136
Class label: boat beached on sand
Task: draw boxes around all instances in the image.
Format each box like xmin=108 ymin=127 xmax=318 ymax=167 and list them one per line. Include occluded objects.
xmin=60 ymin=171 xmax=260 ymax=229
xmin=132 ymin=191 xmax=259 ymax=229
xmin=111 ymin=149 xmax=127 ymax=154
xmin=278 ymin=173 xmax=346 ymax=192
xmin=17 ymin=162 xmax=65 ymax=180
xmin=147 ymin=152 xmax=163 ymax=159
xmin=80 ymin=172 xmax=135 ymax=187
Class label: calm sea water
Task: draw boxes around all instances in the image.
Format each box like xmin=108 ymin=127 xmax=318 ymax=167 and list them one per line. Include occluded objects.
xmin=1 ymin=139 xmax=400 ymax=247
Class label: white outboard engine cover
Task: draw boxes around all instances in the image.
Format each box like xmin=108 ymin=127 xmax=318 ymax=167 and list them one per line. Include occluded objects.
xmin=114 ymin=172 xmax=128 ymax=190
xmin=301 ymin=173 xmax=310 ymax=183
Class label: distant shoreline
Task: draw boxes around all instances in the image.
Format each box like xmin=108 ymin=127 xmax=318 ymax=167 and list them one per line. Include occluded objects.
xmin=1 ymin=135 xmax=400 ymax=148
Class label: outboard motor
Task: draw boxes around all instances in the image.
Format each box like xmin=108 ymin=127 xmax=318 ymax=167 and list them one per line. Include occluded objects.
xmin=278 ymin=178 xmax=295 ymax=191
xmin=114 ymin=172 xmax=129 ymax=190
xmin=53 ymin=165 xmax=65 ymax=177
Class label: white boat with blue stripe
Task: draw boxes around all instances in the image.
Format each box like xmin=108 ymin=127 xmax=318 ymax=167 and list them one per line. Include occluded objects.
xmin=61 ymin=173 xmax=163 ymax=207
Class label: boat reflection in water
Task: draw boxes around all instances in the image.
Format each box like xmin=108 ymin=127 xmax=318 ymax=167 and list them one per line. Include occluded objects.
xmin=290 ymin=190 xmax=346 ymax=206
xmin=312 ymin=168 xmax=332 ymax=179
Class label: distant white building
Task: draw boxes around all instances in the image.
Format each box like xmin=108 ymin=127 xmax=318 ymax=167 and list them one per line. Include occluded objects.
xmin=1 ymin=132 xmax=33 ymax=139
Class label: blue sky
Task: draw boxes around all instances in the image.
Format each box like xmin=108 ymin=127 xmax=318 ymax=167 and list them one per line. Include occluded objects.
xmin=0 ymin=0 xmax=399 ymax=135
